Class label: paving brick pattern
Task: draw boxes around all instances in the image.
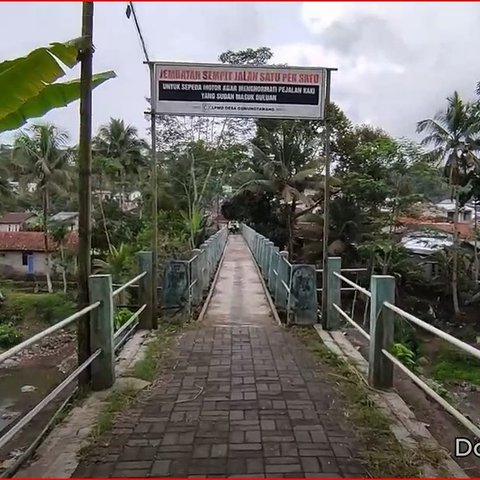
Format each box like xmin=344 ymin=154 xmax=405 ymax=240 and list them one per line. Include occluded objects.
xmin=73 ymin=237 xmax=366 ymax=478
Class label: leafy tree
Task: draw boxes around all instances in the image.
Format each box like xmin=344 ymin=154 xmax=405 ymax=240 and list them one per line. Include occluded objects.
xmin=12 ymin=123 xmax=73 ymax=292
xmin=93 ymin=118 xmax=148 ymax=208
xmin=417 ymin=91 xmax=480 ymax=313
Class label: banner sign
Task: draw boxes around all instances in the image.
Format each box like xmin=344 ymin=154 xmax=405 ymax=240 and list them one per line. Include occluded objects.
xmin=153 ymin=62 xmax=327 ymax=120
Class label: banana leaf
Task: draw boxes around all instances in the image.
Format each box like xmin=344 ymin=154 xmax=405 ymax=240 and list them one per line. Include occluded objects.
xmin=0 ymin=38 xmax=84 ymax=119
xmin=0 ymin=70 xmax=116 ymax=133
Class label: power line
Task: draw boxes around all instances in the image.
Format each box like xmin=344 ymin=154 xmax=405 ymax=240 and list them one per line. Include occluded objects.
xmin=126 ymin=2 xmax=150 ymax=63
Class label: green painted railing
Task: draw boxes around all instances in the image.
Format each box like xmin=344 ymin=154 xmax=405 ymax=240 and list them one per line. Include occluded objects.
xmin=161 ymin=227 xmax=228 ymax=315
xmin=242 ymin=224 xmax=318 ymax=325
xmin=324 ymin=256 xmax=480 ymax=439
xmin=0 ymin=250 xmax=155 ymax=453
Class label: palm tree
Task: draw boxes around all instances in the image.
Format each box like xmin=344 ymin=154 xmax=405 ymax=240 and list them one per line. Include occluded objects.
xmin=13 ymin=123 xmax=73 ymax=293
xmin=417 ymin=91 xmax=480 ymax=314
xmin=234 ymin=119 xmax=325 ymax=256
xmin=93 ymin=118 xmax=148 ymax=209
xmin=50 ymin=222 xmax=70 ymax=293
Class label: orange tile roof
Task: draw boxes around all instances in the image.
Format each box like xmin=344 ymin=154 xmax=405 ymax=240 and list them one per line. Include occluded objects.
xmin=398 ymin=217 xmax=473 ymax=239
xmin=0 ymin=231 xmax=79 ymax=252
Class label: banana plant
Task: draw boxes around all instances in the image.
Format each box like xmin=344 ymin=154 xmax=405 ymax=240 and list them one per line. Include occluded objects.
xmin=0 ymin=37 xmax=116 ymax=133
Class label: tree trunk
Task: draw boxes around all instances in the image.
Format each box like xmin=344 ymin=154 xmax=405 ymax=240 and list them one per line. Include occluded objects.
xmin=43 ymin=187 xmax=53 ymax=293
xmin=452 ymin=187 xmax=460 ymax=315
xmin=287 ymin=200 xmax=296 ymax=258
xmin=77 ymin=0 xmax=94 ymax=390
xmin=474 ymin=201 xmax=479 ymax=284
xmin=98 ymin=174 xmax=112 ymax=251
xmin=60 ymin=244 xmax=67 ymax=294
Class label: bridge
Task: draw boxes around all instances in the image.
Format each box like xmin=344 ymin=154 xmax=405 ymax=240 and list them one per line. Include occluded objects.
xmin=0 ymin=226 xmax=477 ymax=477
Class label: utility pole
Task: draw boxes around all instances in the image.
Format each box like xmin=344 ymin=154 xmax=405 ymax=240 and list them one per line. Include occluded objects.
xmin=127 ymin=2 xmax=158 ymax=328
xmin=149 ymin=63 xmax=159 ymax=329
xmin=77 ymin=1 xmax=94 ymax=388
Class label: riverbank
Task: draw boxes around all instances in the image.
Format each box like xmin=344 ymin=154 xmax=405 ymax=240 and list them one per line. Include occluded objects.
xmin=0 ymin=331 xmax=76 ymax=475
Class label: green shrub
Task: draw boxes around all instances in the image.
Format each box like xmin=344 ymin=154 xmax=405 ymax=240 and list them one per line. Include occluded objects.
xmin=0 ymin=323 xmax=23 ymax=348
xmin=433 ymin=343 xmax=480 ymax=385
xmin=2 ymin=292 xmax=76 ymax=324
xmin=391 ymin=342 xmax=417 ymax=370
xmin=114 ymin=308 xmax=133 ymax=331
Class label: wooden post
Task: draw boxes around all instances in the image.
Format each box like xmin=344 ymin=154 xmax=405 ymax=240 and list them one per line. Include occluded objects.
xmin=326 ymin=257 xmax=341 ymax=330
xmin=89 ymin=274 xmax=115 ymax=390
xmin=368 ymin=275 xmax=395 ymax=389
xmin=137 ymin=251 xmax=153 ymax=329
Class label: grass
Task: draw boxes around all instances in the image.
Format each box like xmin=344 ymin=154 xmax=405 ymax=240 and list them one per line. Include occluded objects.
xmin=291 ymin=326 xmax=448 ymax=478
xmin=90 ymin=387 xmax=138 ymax=440
xmin=79 ymin=316 xmax=195 ymax=457
xmin=432 ymin=342 xmax=480 ymax=386
xmin=132 ymin=317 xmax=194 ymax=381
xmin=0 ymin=290 xmax=75 ymax=325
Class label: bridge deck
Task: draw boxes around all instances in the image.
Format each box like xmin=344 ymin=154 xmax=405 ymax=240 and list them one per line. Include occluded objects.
xmin=73 ymin=236 xmax=366 ymax=478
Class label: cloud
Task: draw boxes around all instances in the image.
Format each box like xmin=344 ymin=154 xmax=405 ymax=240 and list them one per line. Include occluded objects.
xmin=1 ymin=2 xmax=479 ymax=145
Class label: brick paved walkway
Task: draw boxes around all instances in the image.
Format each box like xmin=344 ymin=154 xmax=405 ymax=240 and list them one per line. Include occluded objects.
xmin=73 ymin=236 xmax=367 ymax=478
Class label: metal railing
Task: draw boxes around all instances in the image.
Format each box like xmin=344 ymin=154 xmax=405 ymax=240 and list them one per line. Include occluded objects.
xmin=161 ymin=227 xmax=228 ymax=314
xmin=0 ymin=250 xmax=155 ymax=452
xmin=325 ymin=255 xmax=480 ymax=439
xmin=242 ymin=224 xmax=309 ymax=323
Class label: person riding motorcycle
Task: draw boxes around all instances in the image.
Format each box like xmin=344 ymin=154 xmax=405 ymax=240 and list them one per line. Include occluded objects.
xmin=228 ymin=221 xmax=239 ymax=234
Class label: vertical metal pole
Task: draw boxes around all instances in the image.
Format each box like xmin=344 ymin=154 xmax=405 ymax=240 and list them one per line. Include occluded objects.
xmin=321 ymin=69 xmax=332 ymax=327
xmin=149 ymin=63 xmax=159 ymax=329
xmin=77 ymin=1 xmax=94 ymax=389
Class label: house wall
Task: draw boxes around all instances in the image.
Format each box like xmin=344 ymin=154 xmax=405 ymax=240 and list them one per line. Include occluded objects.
xmin=0 ymin=251 xmax=48 ymax=278
xmin=0 ymin=224 xmax=21 ymax=232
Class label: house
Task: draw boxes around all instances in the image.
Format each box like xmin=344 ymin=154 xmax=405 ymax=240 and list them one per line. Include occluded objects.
xmin=0 ymin=212 xmax=37 ymax=232
xmin=50 ymin=211 xmax=79 ymax=231
xmin=435 ymin=199 xmax=473 ymax=224
xmin=0 ymin=231 xmax=78 ymax=279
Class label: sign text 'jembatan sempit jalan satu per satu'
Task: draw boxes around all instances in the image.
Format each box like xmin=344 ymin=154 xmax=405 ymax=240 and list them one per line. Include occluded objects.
xmin=153 ymin=62 xmax=327 ymax=120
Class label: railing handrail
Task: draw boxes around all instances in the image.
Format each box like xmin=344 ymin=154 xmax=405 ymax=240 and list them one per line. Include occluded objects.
xmin=333 ymin=271 xmax=371 ymax=298
xmin=112 ymin=271 xmax=147 ymax=298
xmin=383 ymin=300 xmax=480 ymax=362
xmin=0 ymin=261 xmax=153 ymax=456
xmin=316 ymin=267 xmax=367 ymax=273
xmin=0 ymin=302 xmax=100 ymax=365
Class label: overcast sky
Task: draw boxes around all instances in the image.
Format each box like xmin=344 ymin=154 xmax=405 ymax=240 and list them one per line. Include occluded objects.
xmin=1 ymin=2 xmax=480 ymax=145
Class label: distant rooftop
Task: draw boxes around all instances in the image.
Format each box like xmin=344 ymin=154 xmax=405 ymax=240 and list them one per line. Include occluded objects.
xmin=0 ymin=212 xmax=36 ymax=224
xmin=50 ymin=211 xmax=78 ymax=222
xmin=0 ymin=231 xmax=78 ymax=252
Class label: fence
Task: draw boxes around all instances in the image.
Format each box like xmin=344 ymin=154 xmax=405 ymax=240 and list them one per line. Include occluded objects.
xmin=242 ymin=224 xmax=480 ymax=439
xmin=0 ymin=232 xmax=227 ymax=455
xmin=242 ymin=225 xmax=366 ymax=325
xmin=0 ymin=250 xmax=155 ymax=452
xmin=325 ymin=255 xmax=480 ymax=439
xmin=162 ymin=227 xmax=228 ymax=314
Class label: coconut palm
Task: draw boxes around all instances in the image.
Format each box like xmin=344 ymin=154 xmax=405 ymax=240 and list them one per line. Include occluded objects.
xmin=50 ymin=222 xmax=70 ymax=293
xmin=12 ymin=123 xmax=73 ymax=292
xmin=234 ymin=119 xmax=326 ymax=256
xmin=417 ymin=91 xmax=480 ymax=313
xmin=93 ymin=118 xmax=148 ymax=209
